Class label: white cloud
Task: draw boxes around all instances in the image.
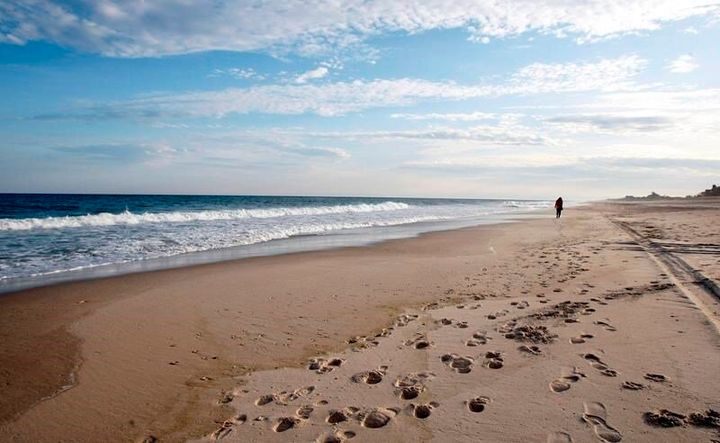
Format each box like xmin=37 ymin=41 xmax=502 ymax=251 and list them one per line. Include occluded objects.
xmin=573 ymin=88 xmax=720 ymax=113
xmin=667 ymin=54 xmax=699 ymax=73
xmin=210 ymin=68 xmax=265 ymax=80
xmin=391 ymin=112 xmax=496 ymax=121
xmin=513 ymin=87 xmax=720 ymax=136
xmin=334 ymin=126 xmax=554 ymax=146
xmin=294 ymin=66 xmax=329 ymax=84
xmin=509 ymin=55 xmax=646 ymax=93
xmin=41 ymin=55 xmax=646 ymax=119
xmin=544 ymin=114 xmax=675 ymax=133
xmin=1 ymin=1 xmax=717 ymax=57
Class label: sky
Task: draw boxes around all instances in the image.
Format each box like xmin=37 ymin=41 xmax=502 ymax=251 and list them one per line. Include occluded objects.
xmin=1 ymin=1 xmax=719 ymax=200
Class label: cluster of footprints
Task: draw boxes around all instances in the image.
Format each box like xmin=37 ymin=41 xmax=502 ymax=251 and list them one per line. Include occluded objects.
xmin=210 ymin=272 xmax=678 ymax=442
xmin=210 ymin=307 xmax=498 ymax=442
xmin=227 ymin=371 xmax=490 ymax=441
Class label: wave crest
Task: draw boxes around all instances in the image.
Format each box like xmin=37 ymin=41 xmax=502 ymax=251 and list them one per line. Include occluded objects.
xmin=0 ymin=201 xmax=412 ymax=231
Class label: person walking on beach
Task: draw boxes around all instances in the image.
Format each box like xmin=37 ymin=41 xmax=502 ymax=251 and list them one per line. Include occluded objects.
xmin=555 ymin=197 xmax=563 ymax=218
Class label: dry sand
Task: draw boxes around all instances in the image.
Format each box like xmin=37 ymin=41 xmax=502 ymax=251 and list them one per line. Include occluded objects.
xmin=1 ymin=200 xmax=719 ymax=442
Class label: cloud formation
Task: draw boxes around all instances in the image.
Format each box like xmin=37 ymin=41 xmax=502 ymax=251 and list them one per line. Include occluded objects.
xmin=49 ymin=143 xmax=178 ymax=163
xmin=210 ymin=68 xmax=265 ymax=80
xmin=667 ymin=54 xmax=699 ymax=73
xmin=391 ymin=112 xmax=496 ymax=121
xmin=295 ymin=66 xmax=329 ymax=83
xmin=330 ymin=126 xmax=553 ymax=146
xmin=544 ymin=114 xmax=674 ymax=133
xmin=1 ymin=1 xmax=717 ymax=57
xmin=36 ymin=55 xmax=646 ymax=119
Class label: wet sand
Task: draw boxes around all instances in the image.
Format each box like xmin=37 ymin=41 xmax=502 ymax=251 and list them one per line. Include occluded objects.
xmin=1 ymin=200 xmax=719 ymax=442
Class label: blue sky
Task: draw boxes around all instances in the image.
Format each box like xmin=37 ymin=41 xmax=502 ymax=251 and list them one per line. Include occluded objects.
xmin=1 ymin=1 xmax=719 ymax=199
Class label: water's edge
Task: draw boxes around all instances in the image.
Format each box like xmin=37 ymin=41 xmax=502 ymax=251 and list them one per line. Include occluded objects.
xmin=0 ymin=210 xmax=549 ymax=294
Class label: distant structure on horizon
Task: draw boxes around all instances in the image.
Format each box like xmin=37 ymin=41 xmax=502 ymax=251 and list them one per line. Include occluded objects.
xmin=698 ymin=184 xmax=720 ymax=197
xmin=617 ymin=184 xmax=720 ymax=201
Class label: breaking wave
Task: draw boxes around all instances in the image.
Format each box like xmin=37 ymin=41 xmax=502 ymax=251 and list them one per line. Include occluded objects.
xmin=0 ymin=201 xmax=411 ymax=231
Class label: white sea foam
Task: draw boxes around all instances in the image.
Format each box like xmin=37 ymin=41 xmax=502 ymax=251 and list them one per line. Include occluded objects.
xmin=502 ymin=200 xmax=553 ymax=209
xmin=0 ymin=201 xmax=411 ymax=231
xmin=0 ymin=213 xmax=451 ymax=282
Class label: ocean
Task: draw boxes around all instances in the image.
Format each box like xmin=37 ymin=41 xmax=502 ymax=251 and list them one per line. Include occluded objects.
xmin=0 ymin=194 xmax=552 ymax=291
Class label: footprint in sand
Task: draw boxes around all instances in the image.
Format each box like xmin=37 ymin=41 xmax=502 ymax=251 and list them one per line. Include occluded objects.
xmin=217 ymin=391 xmax=234 ymax=405
xmin=211 ymin=414 xmax=248 ymax=440
xmin=315 ymin=430 xmax=357 ymax=443
xmin=255 ymin=394 xmax=275 ymax=406
xmin=550 ymin=367 xmax=585 ymax=393
xmin=483 ymin=351 xmax=504 ymax=369
xmin=546 ymin=431 xmax=573 ymax=443
xmin=347 ymin=335 xmax=380 ymax=349
xmin=326 ymin=407 xmax=360 ymax=424
xmin=326 ymin=410 xmax=347 ymax=425
xmin=296 ymin=405 xmax=314 ymax=419
xmin=621 ymin=381 xmax=645 ymax=390
xmin=375 ymin=327 xmax=393 ymax=338
xmin=518 ymin=345 xmax=542 ymax=355
xmin=583 ymin=353 xmax=619 ymax=377
xmin=395 ymin=314 xmax=419 ymax=327
xmin=308 ymin=357 xmax=345 ymax=374
xmin=438 ymin=318 xmax=454 ymax=326
xmin=497 ymin=320 xmax=517 ymax=334
xmin=594 ymin=319 xmax=617 ymax=332
xmin=394 ymin=372 xmax=434 ymax=400
xmin=569 ymin=334 xmax=594 ymax=344
xmin=644 ymin=373 xmax=669 ymax=383
xmin=405 ymin=333 xmax=432 ymax=350
xmin=487 ymin=309 xmax=510 ymax=320
xmin=273 ymin=417 xmax=299 ymax=432
xmin=409 ymin=402 xmax=439 ymax=419
xmin=582 ymin=401 xmax=622 ymax=442
xmin=686 ymin=409 xmax=720 ymax=427
xmin=359 ymin=407 xmax=399 ymax=428
xmin=210 ymin=423 xmax=232 ymax=439
xmin=398 ymin=385 xmax=422 ymax=400
xmin=466 ymin=331 xmax=490 ymax=347
xmin=441 ymin=354 xmax=475 ymax=373
xmin=277 ymin=390 xmax=305 ymax=404
xmin=254 ymin=385 xmax=314 ymax=408
xmin=511 ymin=300 xmax=530 ymax=310
xmin=296 ymin=385 xmax=316 ymax=397
xmin=643 ymin=409 xmax=687 ymax=427
xmin=351 ymin=367 xmax=387 ymax=385
xmin=466 ymin=396 xmax=491 ymax=413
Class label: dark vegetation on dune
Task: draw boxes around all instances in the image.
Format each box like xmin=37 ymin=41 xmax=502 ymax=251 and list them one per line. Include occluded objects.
xmin=616 ymin=184 xmax=720 ymax=201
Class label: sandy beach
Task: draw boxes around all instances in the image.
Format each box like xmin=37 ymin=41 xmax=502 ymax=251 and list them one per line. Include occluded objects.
xmin=1 ymin=200 xmax=719 ymax=442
